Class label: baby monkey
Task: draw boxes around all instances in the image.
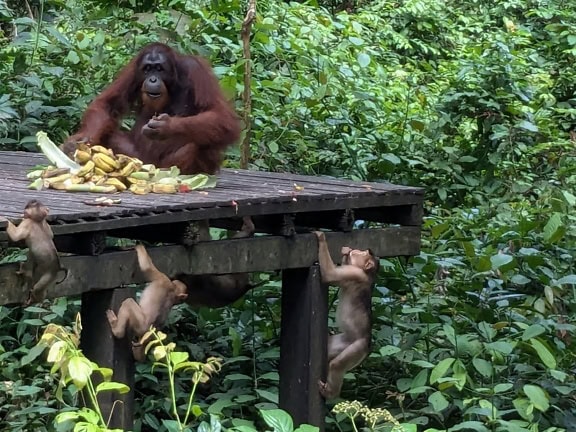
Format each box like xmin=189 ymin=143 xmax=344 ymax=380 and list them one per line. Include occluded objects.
xmin=1 ymin=200 xmax=67 ymax=305
xmin=106 ymin=244 xmax=188 ymax=359
xmin=313 ymin=231 xmax=379 ymax=399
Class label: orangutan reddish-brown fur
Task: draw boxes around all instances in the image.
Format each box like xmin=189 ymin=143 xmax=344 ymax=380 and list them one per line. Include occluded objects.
xmin=62 ymin=42 xmax=241 ymax=174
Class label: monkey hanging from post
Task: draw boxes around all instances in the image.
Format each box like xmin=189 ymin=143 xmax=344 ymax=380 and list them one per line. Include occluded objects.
xmin=313 ymin=230 xmax=379 ymax=399
xmin=176 ymin=216 xmax=257 ymax=308
xmin=106 ymin=244 xmax=188 ymax=360
xmin=1 ymin=200 xmax=68 ymax=305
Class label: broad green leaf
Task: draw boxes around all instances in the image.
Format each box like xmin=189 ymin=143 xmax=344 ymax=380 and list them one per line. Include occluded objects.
xmin=562 ymin=190 xmax=576 ymax=206
xmin=68 ymin=356 xmax=93 ymax=390
xmin=428 ymin=391 xmax=449 ymax=412
xmin=490 ymin=253 xmax=513 ymax=270
xmin=169 ymin=351 xmax=189 ymax=366
xmin=493 ymin=383 xmax=513 ymax=393
xmin=556 ymin=275 xmax=576 ymax=285
xmin=21 ymin=344 xmax=47 ymax=366
xmin=529 ymin=339 xmax=556 ymax=369
xmin=523 ymin=384 xmax=549 ymax=412
xmin=486 ymin=341 xmax=514 ymax=355
xmin=294 ymin=426 xmax=319 ymax=432
xmin=452 ymin=359 xmax=467 ymax=391
xmin=517 ymin=120 xmax=538 ymax=132
xmin=256 ymin=389 xmax=279 ymax=403
xmin=543 ymin=213 xmax=563 ymax=243
xmin=449 ymin=421 xmax=489 ymax=431
xmin=380 ymin=345 xmax=401 ymax=356
xmin=511 ymin=274 xmax=530 ymax=285
xmin=411 ymin=369 xmax=429 ymax=388
xmin=512 ymin=398 xmax=534 ymax=422
xmin=348 ymin=36 xmax=364 ymax=45
xmin=357 ymin=52 xmax=371 ymax=68
xmin=260 ymin=409 xmax=293 ymax=432
xmin=96 ymin=382 xmax=130 ymax=394
xmin=430 ymin=358 xmax=455 ymax=384
xmin=472 ymin=358 xmax=492 ymax=378
xmin=521 ymin=324 xmax=546 ymax=341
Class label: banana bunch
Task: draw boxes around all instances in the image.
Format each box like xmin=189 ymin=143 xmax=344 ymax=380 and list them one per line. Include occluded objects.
xmin=27 ymin=139 xmax=218 ymax=195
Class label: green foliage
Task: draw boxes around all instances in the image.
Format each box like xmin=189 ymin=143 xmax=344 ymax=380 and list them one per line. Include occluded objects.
xmin=0 ymin=0 xmax=576 ymax=431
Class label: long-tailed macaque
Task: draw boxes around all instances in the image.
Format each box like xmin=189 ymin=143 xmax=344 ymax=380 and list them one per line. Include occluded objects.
xmin=106 ymin=244 xmax=188 ymax=342
xmin=176 ymin=216 xmax=256 ymax=308
xmin=1 ymin=200 xmax=68 ymax=305
xmin=313 ymin=230 xmax=379 ymax=399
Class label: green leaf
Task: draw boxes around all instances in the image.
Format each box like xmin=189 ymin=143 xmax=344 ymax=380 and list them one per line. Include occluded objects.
xmin=294 ymin=426 xmax=319 ymax=432
xmin=68 ymin=357 xmax=93 ymax=390
xmin=169 ymin=351 xmax=189 ymax=366
xmin=428 ymin=391 xmax=449 ymax=412
xmin=486 ymin=341 xmax=514 ymax=355
xmin=493 ymin=383 xmax=513 ymax=393
xmin=21 ymin=344 xmax=47 ymax=366
xmin=490 ymin=253 xmax=513 ymax=270
xmin=523 ymin=384 xmax=549 ymax=412
xmin=511 ymin=274 xmax=530 ymax=285
xmin=430 ymin=358 xmax=455 ymax=384
xmin=472 ymin=358 xmax=492 ymax=378
xmin=449 ymin=421 xmax=489 ymax=432
xmin=96 ymin=382 xmax=130 ymax=394
xmin=380 ymin=345 xmax=401 ymax=356
xmin=521 ymin=324 xmax=546 ymax=341
xmin=517 ymin=120 xmax=538 ymax=132
xmin=452 ymin=359 xmax=467 ymax=391
xmin=543 ymin=213 xmax=564 ymax=243
xmin=256 ymin=389 xmax=279 ymax=403
xmin=529 ymin=339 xmax=556 ymax=369
xmin=260 ymin=409 xmax=293 ymax=432
xmin=556 ymin=275 xmax=576 ymax=285
xmin=357 ymin=53 xmax=371 ymax=68
xmin=348 ymin=36 xmax=364 ymax=46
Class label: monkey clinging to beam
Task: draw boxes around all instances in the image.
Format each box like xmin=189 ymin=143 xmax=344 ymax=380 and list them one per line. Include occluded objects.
xmin=106 ymin=244 xmax=188 ymax=359
xmin=1 ymin=200 xmax=68 ymax=305
xmin=313 ymin=230 xmax=379 ymax=399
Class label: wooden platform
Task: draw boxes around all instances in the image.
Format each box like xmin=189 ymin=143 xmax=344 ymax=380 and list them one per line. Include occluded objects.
xmin=0 ymin=150 xmax=425 ymax=431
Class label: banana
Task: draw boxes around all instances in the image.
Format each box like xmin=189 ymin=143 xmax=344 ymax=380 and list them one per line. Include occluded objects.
xmin=140 ymin=164 xmax=156 ymax=172
xmin=105 ymin=178 xmax=128 ymax=192
xmin=129 ymin=183 xmax=152 ymax=195
xmin=43 ymin=173 xmax=72 ymax=184
xmin=77 ymin=160 xmax=95 ymax=177
xmin=90 ymin=145 xmax=114 ymax=156
xmin=119 ymin=161 xmax=138 ymax=177
xmin=74 ymin=150 xmax=92 ymax=164
xmin=94 ymin=166 xmax=107 ymax=176
xmin=93 ymin=153 xmax=119 ymax=172
xmin=42 ymin=167 xmax=71 ymax=178
xmin=129 ymin=171 xmax=152 ymax=181
xmin=151 ymin=183 xmax=178 ymax=194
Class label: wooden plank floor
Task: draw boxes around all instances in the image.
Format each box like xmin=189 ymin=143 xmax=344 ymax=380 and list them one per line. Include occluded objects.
xmin=0 ymin=151 xmax=424 ymax=237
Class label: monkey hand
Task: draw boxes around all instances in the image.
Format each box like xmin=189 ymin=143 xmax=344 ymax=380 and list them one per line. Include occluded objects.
xmin=105 ymin=309 xmax=118 ymax=327
xmin=61 ymin=134 xmax=91 ymax=156
xmin=318 ymin=379 xmax=336 ymax=399
xmin=142 ymin=113 xmax=172 ymax=139
xmin=313 ymin=231 xmax=325 ymax=241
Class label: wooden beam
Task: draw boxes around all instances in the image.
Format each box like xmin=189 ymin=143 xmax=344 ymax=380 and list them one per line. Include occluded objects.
xmin=80 ymin=287 xmax=135 ymax=431
xmin=279 ymin=266 xmax=327 ymax=430
xmin=0 ymin=227 xmax=421 ymax=305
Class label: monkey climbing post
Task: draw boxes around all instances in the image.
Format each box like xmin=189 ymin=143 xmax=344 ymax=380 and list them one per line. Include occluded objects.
xmin=0 ymin=150 xmax=424 ymax=431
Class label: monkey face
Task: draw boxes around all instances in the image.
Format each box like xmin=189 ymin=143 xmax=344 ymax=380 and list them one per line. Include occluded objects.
xmin=24 ymin=200 xmax=49 ymax=222
xmin=171 ymin=280 xmax=189 ymax=303
xmin=343 ymin=248 xmax=376 ymax=272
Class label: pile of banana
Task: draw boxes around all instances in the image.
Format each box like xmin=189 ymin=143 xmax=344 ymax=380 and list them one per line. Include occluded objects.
xmin=27 ymin=143 xmax=216 ymax=195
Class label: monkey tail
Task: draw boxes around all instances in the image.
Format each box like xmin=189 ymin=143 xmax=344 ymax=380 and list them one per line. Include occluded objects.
xmin=56 ymin=267 xmax=69 ymax=284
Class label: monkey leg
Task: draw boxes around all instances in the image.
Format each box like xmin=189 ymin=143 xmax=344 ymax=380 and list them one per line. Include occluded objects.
xmin=27 ymin=272 xmax=57 ymax=305
xmin=319 ymin=338 xmax=369 ymax=399
xmin=106 ymin=298 xmax=149 ymax=338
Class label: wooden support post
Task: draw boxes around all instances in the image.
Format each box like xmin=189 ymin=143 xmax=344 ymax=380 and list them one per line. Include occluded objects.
xmin=279 ymin=265 xmax=328 ymax=431
xmin=80 ymin=287 xmax=135 ymax=430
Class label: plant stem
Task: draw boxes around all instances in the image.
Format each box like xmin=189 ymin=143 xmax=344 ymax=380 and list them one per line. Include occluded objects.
xmin=182 ymin=379 xmax=200 ymax=426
